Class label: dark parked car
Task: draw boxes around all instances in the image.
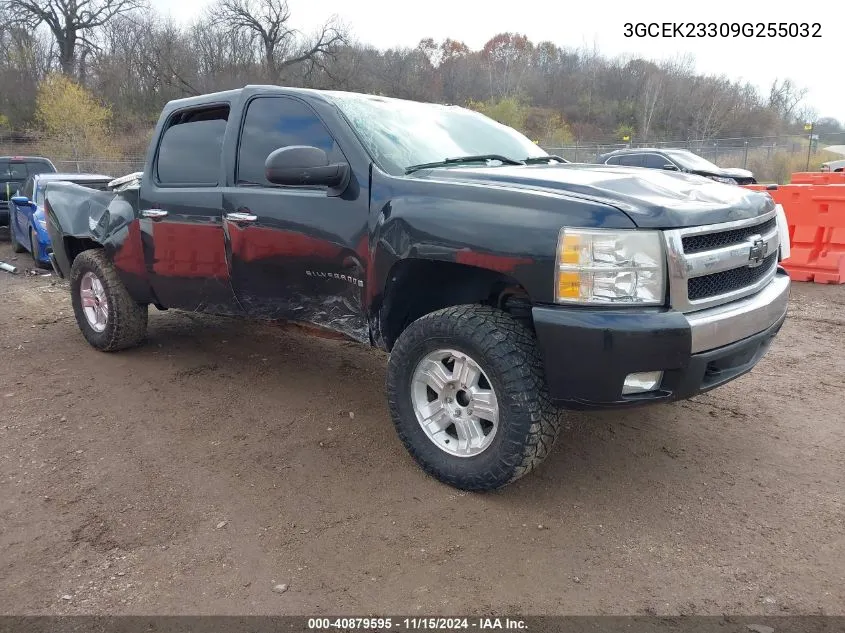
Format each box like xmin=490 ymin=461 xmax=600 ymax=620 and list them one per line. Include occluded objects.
xmin=43 ymin=87 xmax=789 ymax=490
xmin=1 ymin=156 xmax=57 ymax=228
xmin=596 ymin=148 xmax=757 ymax=185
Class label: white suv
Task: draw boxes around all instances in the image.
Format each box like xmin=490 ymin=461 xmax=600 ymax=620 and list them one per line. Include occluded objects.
xmin=820 ymin=159 xmax=845 ymax=172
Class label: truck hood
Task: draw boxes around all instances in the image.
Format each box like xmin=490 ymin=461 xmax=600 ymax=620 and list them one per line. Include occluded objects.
xmin=409 ymin=163 xmax=773 ymax=228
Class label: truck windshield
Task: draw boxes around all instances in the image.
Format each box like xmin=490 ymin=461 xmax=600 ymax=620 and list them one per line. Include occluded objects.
xmin=328 ymin=93 xmax=548 ymax=176
xmin=663 ymin=150 xmax=722 ymax=172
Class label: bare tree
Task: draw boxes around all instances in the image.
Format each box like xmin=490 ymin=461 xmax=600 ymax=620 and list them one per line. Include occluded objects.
xmin=769 ymin=79 xmax=807 ymax=123
xmin=4 ymin=0 xmax=146 ymax=77
xmin=209 ymin=0 xmax=344 ymax=78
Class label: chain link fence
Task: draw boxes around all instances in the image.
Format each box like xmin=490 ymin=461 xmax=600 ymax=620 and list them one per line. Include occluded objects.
xmin=47 ymin=159 xmax=146 ymax=175
xmin=4 ymin=130 xmax=845 ymax=184
xmin=0 ymin=130 xmax=148 ymax=179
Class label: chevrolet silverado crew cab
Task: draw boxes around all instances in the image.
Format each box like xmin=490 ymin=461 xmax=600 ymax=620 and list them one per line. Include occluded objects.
xmin=43 ymin=86 xmax=791 ymax=490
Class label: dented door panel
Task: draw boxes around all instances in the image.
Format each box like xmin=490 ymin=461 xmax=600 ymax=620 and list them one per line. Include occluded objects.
xmin=222 ymin=187 xmax=369 ymax=342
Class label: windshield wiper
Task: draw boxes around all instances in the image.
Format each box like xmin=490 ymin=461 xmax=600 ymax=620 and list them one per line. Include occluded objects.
xmin=405 ymin=154 xmax=524 ymax=174
xmin=523 ymin=155 xmax=568 ymax=165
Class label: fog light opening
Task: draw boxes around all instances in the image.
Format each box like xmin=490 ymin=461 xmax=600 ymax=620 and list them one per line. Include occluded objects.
xmin=622 ymin=371 xmax=664 ymax=395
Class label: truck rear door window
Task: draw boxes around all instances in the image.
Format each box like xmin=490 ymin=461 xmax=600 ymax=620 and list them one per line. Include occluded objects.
xmin=155 ymin=106 xmax=229 ymax=186
xmin=236 ymin=97 xmax=343 ymax=187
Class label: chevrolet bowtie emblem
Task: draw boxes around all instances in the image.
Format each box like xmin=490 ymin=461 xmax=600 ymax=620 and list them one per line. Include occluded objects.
xmin=747 ymin=234 xmax=767 ymax=268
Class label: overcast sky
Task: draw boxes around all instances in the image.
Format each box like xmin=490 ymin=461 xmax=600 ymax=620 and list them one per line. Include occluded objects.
xmin=150 ymin=0 xmax=844 ymax=122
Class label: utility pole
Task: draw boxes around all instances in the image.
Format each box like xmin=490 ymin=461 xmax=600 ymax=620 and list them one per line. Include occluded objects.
xmin=805 ymin=122 xmax=814 ymax=171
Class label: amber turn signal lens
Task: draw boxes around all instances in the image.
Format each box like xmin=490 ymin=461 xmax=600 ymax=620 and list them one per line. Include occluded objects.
xmin=557 ymin=271 xmax=581 ymax=299
xmin=559 ymin=234 xmax=582 ymax=265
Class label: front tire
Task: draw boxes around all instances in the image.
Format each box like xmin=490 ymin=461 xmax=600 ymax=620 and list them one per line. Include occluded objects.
xmin=11 ymin=225 xmax=26 ymax=253
xmin=30 ymin=228 xmax=42 ymax=268
xmin=386 ymin=305 xmax=562 ymax=491
xmin=70 ymin=249 xmax=148 ymax=351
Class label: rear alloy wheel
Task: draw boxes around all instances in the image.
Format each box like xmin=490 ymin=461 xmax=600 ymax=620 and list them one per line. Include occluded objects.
xmin=387 ymin=304 xmax=563 ymax=491
xmin=79 ymin=271 xmax=109 ymax=333
xmin=70 ymin=249 xmax=148 ymax=351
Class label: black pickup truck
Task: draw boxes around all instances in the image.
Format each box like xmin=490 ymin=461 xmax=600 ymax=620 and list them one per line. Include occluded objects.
xmin=44 ymin=86 xmax=791 ymax=490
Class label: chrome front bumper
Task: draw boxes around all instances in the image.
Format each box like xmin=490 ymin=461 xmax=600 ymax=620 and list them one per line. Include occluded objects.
xmin=685 ymin=270 xmax=790 ymax=354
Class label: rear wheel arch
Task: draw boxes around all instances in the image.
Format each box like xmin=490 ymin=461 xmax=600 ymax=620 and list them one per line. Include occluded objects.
xmin=63 ymin=236 xmax=103 ymax=264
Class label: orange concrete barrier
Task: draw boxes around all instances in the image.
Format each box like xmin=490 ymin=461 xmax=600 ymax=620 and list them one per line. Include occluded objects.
xmin=790 ymin=171 xmax=845 ymax=185
xmin=742 ymin=182 xmax=845 ymax=284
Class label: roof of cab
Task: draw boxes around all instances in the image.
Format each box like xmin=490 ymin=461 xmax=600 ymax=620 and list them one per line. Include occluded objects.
xmin=161 ymin=85 xmax=450 ymax=112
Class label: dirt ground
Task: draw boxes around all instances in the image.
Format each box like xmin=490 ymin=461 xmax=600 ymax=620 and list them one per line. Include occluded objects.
xmin=0 ymin=235 xmax=843 ymax=617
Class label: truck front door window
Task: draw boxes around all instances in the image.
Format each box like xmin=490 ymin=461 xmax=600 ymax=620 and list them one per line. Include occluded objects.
xmin=237 ymin=97 xmax=344 ymax=186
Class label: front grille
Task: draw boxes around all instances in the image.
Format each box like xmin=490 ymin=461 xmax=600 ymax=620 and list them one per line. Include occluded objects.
xmin=688 ymin=252 xmax=777 ymax=300
xmin=682 ymin=217 xmax=777 ymax=253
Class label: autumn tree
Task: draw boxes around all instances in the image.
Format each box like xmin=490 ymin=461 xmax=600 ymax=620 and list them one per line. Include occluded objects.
xmin=35 ymin=73 xmax=118 ymax=162
xmin=481 ymin=33 xmax=533 ymax=99
xmin=468 ymin=97 xmax=528 ymax=130
xmin=438 ymin=38 xmax=472 ymax=103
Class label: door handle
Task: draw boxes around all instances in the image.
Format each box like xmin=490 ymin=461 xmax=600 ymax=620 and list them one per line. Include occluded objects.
xmin=225 ymin=212 xmax=258 ymax=223
xmin=141 ymin=209 xmax=168 ymax=220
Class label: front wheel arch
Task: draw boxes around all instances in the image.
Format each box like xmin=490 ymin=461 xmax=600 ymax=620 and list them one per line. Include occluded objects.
xmin=376 ymin=258 xmax=532 ymax=351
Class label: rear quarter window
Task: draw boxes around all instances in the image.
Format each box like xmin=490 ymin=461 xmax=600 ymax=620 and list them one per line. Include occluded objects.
xmin=155 ymin=106 xmax=229 ymax=186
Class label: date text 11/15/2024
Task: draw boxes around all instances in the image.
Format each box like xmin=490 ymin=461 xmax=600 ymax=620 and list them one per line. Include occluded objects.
xmin=307 ymin=617 xmax=528 ymax=630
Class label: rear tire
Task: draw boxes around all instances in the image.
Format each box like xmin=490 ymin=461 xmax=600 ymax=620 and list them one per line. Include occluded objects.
xmin=70 ymin=249 xmax=148 ymax=351
xmin=386 ymin=304 xmax=562 ymax=491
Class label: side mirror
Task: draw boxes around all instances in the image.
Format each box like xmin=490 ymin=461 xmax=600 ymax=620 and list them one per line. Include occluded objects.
xmin=265 ymin=146 xmax=349 ymax=193
xmin=10 ymin=195 xmax=32 ymax=206
xmin=662 ymin=164 xmax=679 ymax=171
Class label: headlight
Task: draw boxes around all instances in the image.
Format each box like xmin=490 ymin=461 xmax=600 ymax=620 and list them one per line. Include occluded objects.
xmin=555 ymin=228 xmax=665 ymax=305
xmin=708 ymin=175 xmax=737 ymax=184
